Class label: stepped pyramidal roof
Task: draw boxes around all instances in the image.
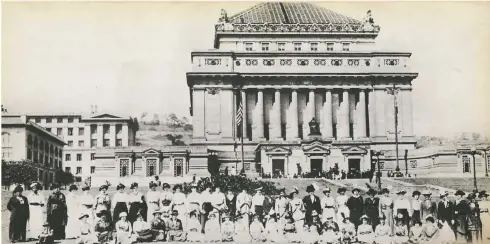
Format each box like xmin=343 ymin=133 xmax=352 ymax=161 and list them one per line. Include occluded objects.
xmin=229 ymin=2 xmax=361 ymax=25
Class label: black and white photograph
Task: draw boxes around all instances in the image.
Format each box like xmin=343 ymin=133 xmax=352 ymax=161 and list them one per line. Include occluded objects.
xmin=1 ymin=1 xmax=490 ymax=244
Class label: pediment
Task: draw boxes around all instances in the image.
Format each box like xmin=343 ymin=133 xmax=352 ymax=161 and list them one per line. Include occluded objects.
xmin=341 ymin=146 xmax=368 ymax=155
xmin=303 ymin=141 xmax=330 ymax=154
xmin=90 ymin=113 xmax=121 ymax=119
xmin=142 ymin=148 xmax=161 ymax=155
xmin=265 ymin=146 xmax=291 ymax=155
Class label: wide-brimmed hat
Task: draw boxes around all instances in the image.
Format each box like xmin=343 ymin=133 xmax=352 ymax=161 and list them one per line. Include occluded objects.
xmin=396 ymin=190 xmax=406 ymax=195
xmin=82 ymin=185 xmax=90 ymax=191
xmin=69 ymin=184 xmax=78 ymax=191
xmin=381 ymin=188 xmax=390 ymax=194
xmin=439 ymin=193 xmax=447 ymax=198
xmin=425 ymin=214 xmax=435 ymax=222
xmin=360 ymin=215 xmax=370 ymax=221
xmin=323 ymin=188 xmax=331 ymax=194
xmin=96 ymin=210 xmax=109 ymax=218
xmin=13 ymin=185 xmax=23 ymax=193
xmin=208 ymin=210 xmax=218 ymax=217
xmin=412 ymin=190 xmax=421 ymax=197
xmin=467 ymin=193 xmax=476 ymax=200
xmin=455 ymin=190 xmax=466 ymax=196
xmin=190 ymin=183 xmax=198 ymax=188
xmin=116 ymin=183 xmax=125 ymax=190
xmin=130 ymin=182 xmax=138 ymax=189
xmin=119 ymin=212 xmax=128 ymax=218
xmin=306 ymin=184 xmax=315 ymax=193
xmin=352 ymin=187 xmax=361 ymax=193
xmin=378 ymin=214 xmax=386 ymax=220
xmin=30 ymin=182 xmax=39 ymax=189
xmin=422 ymin=190 xmax=432 ymax=196
xmin=162 ymin=183 xmax=170 ymax=189
xmin=173 ymin=185 xmax=182 ymax=191
xmin=153 ymin=209 xmax=162 ymax=215
xmin=99 ymin=184 xmax=108 ymax=191
xmin=171 ymin=210 xmax=179 ymax=216
xmin=478 ymin=190 xmax=489 ymax=199
xmin=255 ymin=187 xmax=263 ymax=192
xmin=43 ymin=222 xmax=50 ymax=227
xmin=149 ymin=181 xmax=158 ymax=188
xmin=367 ymin=189 xmax=377 ymax=196
xmin=395 ymin=213 xmax=404 ymax=220
xmin=337 ymin=187 xmax=347 ymax=194
xmin=79 ymin=212 xmax=89 ymax=220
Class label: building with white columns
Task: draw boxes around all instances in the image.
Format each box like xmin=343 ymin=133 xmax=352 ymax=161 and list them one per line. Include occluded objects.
xmin=187 ymin=2 xmax=418 ymax=177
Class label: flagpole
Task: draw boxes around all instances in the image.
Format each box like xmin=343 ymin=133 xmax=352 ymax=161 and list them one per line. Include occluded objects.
xmin=240 ymin=89 xmax=245 ymax=174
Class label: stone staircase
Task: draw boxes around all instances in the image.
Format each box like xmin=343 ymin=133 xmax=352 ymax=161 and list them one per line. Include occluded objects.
xmin=90 ymin=175 xmax=194 ymax=187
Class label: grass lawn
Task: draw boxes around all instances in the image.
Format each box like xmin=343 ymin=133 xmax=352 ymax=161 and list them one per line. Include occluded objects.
xmin=397 ymin=177 xmax=490 ymax=192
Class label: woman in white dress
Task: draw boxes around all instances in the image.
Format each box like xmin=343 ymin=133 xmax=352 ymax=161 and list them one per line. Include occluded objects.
xmin=27 ymin=182 xmax=45 ymax=240
xmin=79 ymin=185 xmax=95 ymax=228
xmin=171 ymin=185 xmax=188 ymax=229
xmin=336 ymin=187 xmax=350 ymax=223
xmin=65 ymin=184 xmax=80 ymax=239
xmin=321 ymin=187 xmax=337 ymax=223
xmin=94 ymin=184 xmax=111 ymax=224
xmin=146 ymin=182 xmax=160 ymax=221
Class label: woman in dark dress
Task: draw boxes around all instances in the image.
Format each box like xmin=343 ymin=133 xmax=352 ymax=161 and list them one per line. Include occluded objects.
xmin=466 ymin=193 xmax=482 ymax=243
xmin=7 ymin=185 xmax=30 ymax=242
xmin=225 ymin=189 xmax=237 ymax=219
xmin=128 ymin=182 xmax=147 ymax=223
xmin=111 ymin=183 xmax=129 ymax=226
xmin=346 ymin=187 xmax=364 ymax=229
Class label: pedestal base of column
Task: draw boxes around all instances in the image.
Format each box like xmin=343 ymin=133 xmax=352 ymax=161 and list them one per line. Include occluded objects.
xmin=286 ymin=137 xmax=301 ymax=142
xmin=322 ymin=137 xmax=335 ymax=142
xmin=253 ymin=137 xmax=267 ymax=142
xmin=338 ymin=137 xmax=353 ymax=141
xmin=354 ymin=137 xmax=370 ymax=141
xmin=271 ymin=137 xmax=284 ymax=142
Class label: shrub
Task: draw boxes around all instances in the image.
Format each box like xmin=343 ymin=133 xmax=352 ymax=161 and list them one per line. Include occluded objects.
xmin=2 ymin=160 xmax=38 ymax=187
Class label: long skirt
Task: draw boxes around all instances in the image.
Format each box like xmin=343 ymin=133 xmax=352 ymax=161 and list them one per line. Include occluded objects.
xmin=201 ymin=202 xmax=213 ymax=233
xmin=381 ymin=208 xmax=394 ymax=235
xmin=350 ymin=210 xmax=363 ymax=228
xmin=47 ymin=211 xmax=66 ymax=240
xmin=254 ymin=205 xmax=265 ymax=223
xmin=187 ymin=230 xmax=203 ymax=242
xmin=396 ymin=209 xmax=410 ymax=231
xmin=66 ymin=206 xmax=80 ymax=239
xmin=411 ymin=210 xmax=421 ymax=225
xmin=146 ymin=202 xmax=159 ymax=222
xmin=113 ymin=202 xmax=128 ymax=226
xmin=468 ymin=230 xmax=482 ymax=243
xmin=76 ymin=233 xmax=97 ymax=244
xmin=28 ymin=204 xmax=45 ymax=239
xmin=10 ymin=217 xmax=28 ymax=241
xmin=322 ymin=207 xmax=336 ymax=223
xmin=454 ymin=215 xmax=468 ymax=244
xmin=358 ymin=233 xmax=375 ymax=244
xmin=128 ymin=202 xmax=145 ymax=223
xmin=167 ymin=230 xmax=187 ymax=242
xmin=116 ymin=231 xmax=136 ymax=244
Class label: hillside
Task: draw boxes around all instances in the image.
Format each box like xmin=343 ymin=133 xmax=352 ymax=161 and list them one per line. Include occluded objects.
xmin=136 ymin=113 xmax=193 ymax=147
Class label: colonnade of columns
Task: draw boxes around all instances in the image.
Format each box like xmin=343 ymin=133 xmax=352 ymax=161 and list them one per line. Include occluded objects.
xmin=238 ymin=88 xmax=412 ymax=141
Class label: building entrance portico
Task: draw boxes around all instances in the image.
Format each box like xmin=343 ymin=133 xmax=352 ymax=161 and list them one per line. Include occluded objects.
xmin=272 ymin=159 xmax=285 ymax=176
xmin=348 ymin=158 xmax=361 ymax=172
xmin=310 ymin=158 xmax=323 ymax=176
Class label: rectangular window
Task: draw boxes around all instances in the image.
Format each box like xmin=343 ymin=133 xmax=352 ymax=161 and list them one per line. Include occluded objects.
xmin=27 ymin=149 xmax=32 ymax=160
xmin=91 ymin=125 xmax=97 ymax=135
xmin=90 ymin=166 xmax=95 ymax=174
xmin=261 ymin=42 xmax=269 ymax=51
xmin=277 ymin=42 xmax=286 ymax=51
xmin=54 ymin=159 xmax=58 ymax=169
xmin=67 ymin=141 xmax=73 ymax=147
xmin=294 ymin=43 xmax=302 ymax=51
xmin=116 ymin=124 xmax=122 ymax=134
xmin=103 ymin=139 xmax=110 ymax=147
xmin=327 ymin=43 xmax=334 ymax=51
xmin=65 ymin=154 xmax=71 ymax=161
xmin=39 ymin=170 xmax=44 ymax=180
xmin=57 ymin=128 xmax=62 ymax=136
xmin=68 ymin=128 xmax=73 ymax=136
xmin=245 ymin=42 xmax=253 ymax=51
xmin=91 ymin=139 xmax=97 ymax=148
xmin=116 ymin=139 xmax=122 ymax=147
xmin=57 ymin=118 xmax=63 ymax=123
xmin=35 ymin=118 xmax=41 ymax=123
xmin=46 ymin=118 xmax=52 ymax=123
xmin=78 ymin=140 xmax=84 ymax=147
xmin=65 ymin=167 xmax=70 ymax=173
xmin=76 ymin=167 xmax=82 ymax=174
xmin=76 ymin=154 xmax=82 ymax=161
xmin=310 ymin=43 xmax=318 ymax=51
xmin=68 ymin=118 xmax=73 ymax=123
xmin=79 ymin=127 xmax=84 ymax=135
xmin=91 ymin=153 xmax=95 ymax=161
xmin=103 ymin=125 xmax=110 ymax=134
xmin=342 ymin=43 xmax=350 ymax=51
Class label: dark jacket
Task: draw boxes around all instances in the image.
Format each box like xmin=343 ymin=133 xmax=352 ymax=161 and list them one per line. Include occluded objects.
xmin=303 ymin=194 xmax=322 ymax=224
xmin=437 ymin=200 xmax=454 ymax=224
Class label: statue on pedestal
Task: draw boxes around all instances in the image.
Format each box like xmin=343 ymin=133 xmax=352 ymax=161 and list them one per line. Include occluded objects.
xmin=361 ymin=10 xmax=375 ymax=31
xmin=308 ymin=118 xmax=321 ymax=136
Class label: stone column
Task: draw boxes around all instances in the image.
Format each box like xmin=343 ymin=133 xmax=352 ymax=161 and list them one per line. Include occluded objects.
xmin=288 ymin=90 xmax=299 ymax=139
xmin=401 ymin=89 xmax=413 ymax=137
xmin=192 ymin=88 xmax=206 ymax=140
xmin=368 ymin=90 xmax=376 ymax=138
xmin=303 ymin=90 xmax=315 ymax=136
xmin=322 ymin=90 xmax=333 ymax=139
xmin=255 ymin=89 xmax=265 ymax=140
xmin=97 ymin=124 xmax=103 ymax=147
xmin=357 ymin=90 xmax=367 ymax=138
xmin=122 ymin=124 xmax=129 ymax=147
xmin=84 ymin=124 xmax=91 ymax=147
xmin=109 ymin=125 xmax=116 ymax=147
xmin=375 ymin=89 xmax=386 ymax=137
xmin=241 ymin=89 xmax=247 ymax=140
xmin=338 ymin=90 xmax=350 ymax=139
xmin=270 ymin=89 xmax=282 ymax=140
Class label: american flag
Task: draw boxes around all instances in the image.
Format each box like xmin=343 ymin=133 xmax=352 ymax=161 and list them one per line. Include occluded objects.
xmin=236 ymin=99 xmax=243 ymax=127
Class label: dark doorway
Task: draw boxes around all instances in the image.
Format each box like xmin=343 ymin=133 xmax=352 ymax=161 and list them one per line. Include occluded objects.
xmin=272 ymin=159 xmax=285 ymax=176
xmin=174 ymin=159 xmax=184 ymax=177
xmin=311 ymin=159 xmax=323 ymax=176
xmin=348 ymin=158 xmax=361 ymax=172
xmin=462 ymin=156 xmax=470 ymax=173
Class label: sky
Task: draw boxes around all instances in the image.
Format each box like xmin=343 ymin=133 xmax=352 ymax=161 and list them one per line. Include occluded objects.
xmin=2 ymin=1 xmax=490 ymax=138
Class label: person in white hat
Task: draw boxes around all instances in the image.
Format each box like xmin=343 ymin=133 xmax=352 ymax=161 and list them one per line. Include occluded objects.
xmin=150 ymin=209 xmax=165 ymax=241
xmin=321 ymin=187 xmax=336 ymax=224
xmin=146 ymin=181 xmax=161 ymax=221
xmin=274 ymin=188 xmax=289 ymax=227
xmin=204 ymin=210 xmax=221 ymax=242
xmin=221 ymin=213 xmax=235 ymax=242
xmin=115 ymin=212 xmax=135 ymax=244
xmin=289 ymin=188 xmax=305 ymax=233
xmin=379 ymin=187 xmax=394 ymax=236
xmin=65 ymin=184 xmax=80 ymax=239
xmin=251 ymin=187 xmax=266 ymax=223
xmin=186 ymin=183 xmax=201 ymax=222
xmin=393 ymin=190 xmax=411 ymax=228
xmin=357 ymin=215 xmax=375 ymax=244
xmin=26 ymin=182 xmax=45 ymax=240
xmin=250 ymin=214 xmax=266 ymax=242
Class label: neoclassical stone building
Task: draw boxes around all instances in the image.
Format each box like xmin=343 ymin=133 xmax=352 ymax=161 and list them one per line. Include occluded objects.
xmin=187 ymin=2 xmax=417 ymax=177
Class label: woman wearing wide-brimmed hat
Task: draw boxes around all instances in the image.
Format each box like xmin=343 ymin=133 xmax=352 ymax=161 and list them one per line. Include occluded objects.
xmin=172 ymin=184 xmax=188 ymax=230
xmin=453 ymin=190 xmax=470 ymax=243
xmin=411 ymin=190 xmax=422 ymax=225
xmin=128 ymin=182 xmax=146 ymax=223
xmin=46 ymin=183 xmax=67 ymax=240
xmin=7 ymin=185 xmax=30 ymax=242
xmin=420 ymin=190 xmax=437 ymax=221
xmin=146 ymin=181 xmax=160 ymax=221
xmin=94 ymin=210 xmax=114 ymax=243
xmin=274 ymin=188 xmax=289 ymax=226
xmin=478 ymin=190 xmax=490 ymax=241
xmin=115 ymin=212 xmax=135 ymax=244
xmin=374 ymin=214 xmax=391 ymax=244
xmin=466 ymin=193 xmax=482 ymax=243
xmin=357 ymin=215 xmax=375 ymax=244
xmin=79 ymin=185 xmax=94 ymax=228
xmin=347 ymin=187 xmax=364 ymax=228
xmin=321 ymin=187 xmax=337 ymax=223
xmin=27 ymin=182 xmax=45 ymax=240
xmin=336 ymin=187 xmax=350 ymax=223
xmin=167 ymin=210 xmax=187 ymax=241
xmin=94 ymin=184 xmax=112 ymax=224
xmin=364 ymin=188 xmax=380 ymax=230
xmin=65 ymin=184 xmax=80 ymax=239
xmin=160 ymin=182 xmax=173 ymax=222
xmin=393 ymin=190 xmax=411 ymax=229
xmin=111 ymin=183 xmax=129 ymax=226
xmin=379 ymin=187 xmax=394 ymax=235
xmin=289 ymin=188 xmax=305 ymax=232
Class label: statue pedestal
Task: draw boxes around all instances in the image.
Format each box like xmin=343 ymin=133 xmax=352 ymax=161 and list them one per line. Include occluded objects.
xmin=307 ymin=134 xmax=323 ymax=140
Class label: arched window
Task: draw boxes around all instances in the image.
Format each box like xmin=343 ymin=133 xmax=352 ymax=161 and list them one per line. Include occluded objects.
xmin=27 ymin=135 xmax=33 ymax=145
xmin=50 ymin=145 xmax=54 ymax=155
xmin=33 ymin=137 xmax=38 ymax=148
xmin=44 ymin=142 xmax=49 ymax=152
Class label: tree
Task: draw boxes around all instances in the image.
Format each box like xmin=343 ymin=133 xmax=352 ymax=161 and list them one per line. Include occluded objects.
xmin=151 ymin=114 xmax=160 ymax=125
xmin=2 ymin=160 xmax=38 ymax=187
xmin=165 ymin=134 xmax=185 ymax=145
xmin=55 ymin=170 xmax=74 ymax=186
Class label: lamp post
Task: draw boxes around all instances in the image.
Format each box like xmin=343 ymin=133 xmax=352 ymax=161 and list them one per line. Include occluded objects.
xmin=374 ymin=151 xmax=384 ymax=191
xmin=471 ymin=146 xmax=478 ymax=192
xmin=484 ymin=147 xmax=489 ymax=177
xmin=404 ymin=149 xmax=408 ymax=176
xmin=386 ymin=85 xmax=401 ymax=172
